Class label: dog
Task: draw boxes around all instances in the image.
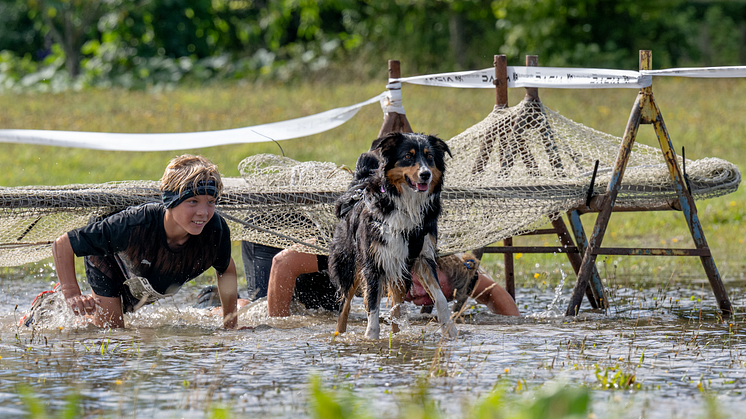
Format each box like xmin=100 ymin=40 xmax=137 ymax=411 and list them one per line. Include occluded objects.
xmin=329 ymin=132 xmax=455 ymax=339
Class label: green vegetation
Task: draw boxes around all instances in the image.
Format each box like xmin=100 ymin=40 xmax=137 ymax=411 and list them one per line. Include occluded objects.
xmin=1 ymin=1 xmax=745 ymax=91
xmin=308 ymin=375 xmax=591 ymax=419
xmin=18 ymin=385 xmax=81 ymax=419
xmin=16 ymin=374 xmax=593 ymax=419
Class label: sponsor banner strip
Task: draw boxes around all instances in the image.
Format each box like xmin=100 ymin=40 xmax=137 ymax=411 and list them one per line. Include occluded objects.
xmin=396 ymin=66 xmax=651 ymax=89
xmin=642 ymin=66 xmax=746 ymax=78
xmin=396 ymin=65 xmax=746 ymax=89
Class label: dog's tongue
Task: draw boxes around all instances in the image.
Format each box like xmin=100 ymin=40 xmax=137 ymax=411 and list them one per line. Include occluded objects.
xmin=417 ymin=183 xmax=429 ymax=192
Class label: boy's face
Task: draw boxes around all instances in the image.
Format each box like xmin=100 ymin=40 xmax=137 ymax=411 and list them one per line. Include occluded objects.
xmin=170 ymin=194 xmax=216 ymax=235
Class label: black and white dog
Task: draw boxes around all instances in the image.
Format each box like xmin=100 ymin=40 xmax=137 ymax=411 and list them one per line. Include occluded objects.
xmin=329 ymin=132 xmax=456 ymax=339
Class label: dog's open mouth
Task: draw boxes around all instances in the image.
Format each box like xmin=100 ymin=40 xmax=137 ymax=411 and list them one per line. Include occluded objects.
xmin=405 ymin=175 xmax=430 ymax=192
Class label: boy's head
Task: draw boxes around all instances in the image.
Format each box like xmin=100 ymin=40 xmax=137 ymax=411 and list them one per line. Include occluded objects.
xmin=160 ymin=154 xmax=223 ymax=209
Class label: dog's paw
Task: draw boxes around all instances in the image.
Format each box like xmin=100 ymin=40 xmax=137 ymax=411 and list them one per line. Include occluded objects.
xmin=365 ymin=330 xmax=380 ymax=340
xmin=365 ymin=325 xmax=380 ymax=340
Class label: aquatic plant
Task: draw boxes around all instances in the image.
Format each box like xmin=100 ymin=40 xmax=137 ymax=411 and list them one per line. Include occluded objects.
xmin=308 ymin=374 xmax=372 ymax=419
xmin=307 ymin=375 xmax=591 ymax=419
xmin=17 ymin=385 xmax=80 ymax=419
xmin=17 ymin=383 xmax=234 ymax=419
xmin=593 ymin=364 xmax=637 ymax=390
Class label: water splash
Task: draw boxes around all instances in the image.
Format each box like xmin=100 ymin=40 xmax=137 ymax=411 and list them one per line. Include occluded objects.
xmin=382 ymin=302 xmax=411 ymax=332
xmin=18 ymin=291 xmax=88 ymax=330
xmin=529 ymin=269 xmax=567 ymax=318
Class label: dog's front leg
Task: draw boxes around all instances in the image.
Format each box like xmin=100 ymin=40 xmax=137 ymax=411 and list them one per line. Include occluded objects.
xmin=416 ymin=258 xmax=457 ymax=338
xmin=364 ymin=276 xmax=382 ymax=340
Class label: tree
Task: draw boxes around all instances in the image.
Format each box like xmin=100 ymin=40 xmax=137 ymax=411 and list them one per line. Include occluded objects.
xmin=29 ymin=0 xmax=111 ymax=77
xmin=0 ymin=0 xmax=47 ymax=58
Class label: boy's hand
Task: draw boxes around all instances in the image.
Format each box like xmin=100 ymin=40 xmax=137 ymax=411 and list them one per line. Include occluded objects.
xmin=66 ymin=294 xmax=100 ymax=316
xmin=54 ymin=233 xmax=97 ymax=316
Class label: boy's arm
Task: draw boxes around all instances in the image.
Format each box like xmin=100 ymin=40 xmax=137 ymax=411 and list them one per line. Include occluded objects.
xmin=217 ymin=258 xmax=238 ymax=329
xmin=472 ymin=274 xmax=520 ymax=316
xmin=53 ymin=233 xmax=99 ymax=315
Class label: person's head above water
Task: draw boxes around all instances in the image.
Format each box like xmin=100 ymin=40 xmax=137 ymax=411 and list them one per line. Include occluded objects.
xmin=160 ymin=154 xmax=224 ymax=209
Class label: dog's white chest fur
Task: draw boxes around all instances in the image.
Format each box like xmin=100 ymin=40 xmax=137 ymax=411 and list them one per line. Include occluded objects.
xmin=372 ymin=188 xmax=436 ymax=286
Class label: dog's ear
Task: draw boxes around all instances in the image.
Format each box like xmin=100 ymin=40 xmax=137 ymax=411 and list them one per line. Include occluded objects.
xmin=370 ymin=132 xmax=401 ymax=164
xmin=369 ymin=136 xmax=385 ymax=151
xmin=428 ymin=135 xmax=452 ymax=159
xmin=427 ymin=135 xmax=451 ymax=172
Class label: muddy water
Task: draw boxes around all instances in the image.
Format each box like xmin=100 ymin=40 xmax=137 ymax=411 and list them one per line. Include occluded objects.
xmin=1 ymin=263 xmax=745 ymax=418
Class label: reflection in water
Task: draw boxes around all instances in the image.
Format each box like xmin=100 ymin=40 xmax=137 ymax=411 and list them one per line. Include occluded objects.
xmin=1 ymin=265 xmax=745 ymax=418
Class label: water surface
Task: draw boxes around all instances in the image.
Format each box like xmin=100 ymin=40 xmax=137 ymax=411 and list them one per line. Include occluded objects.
xmin=1 ymin=263 xmax=745 ymax=418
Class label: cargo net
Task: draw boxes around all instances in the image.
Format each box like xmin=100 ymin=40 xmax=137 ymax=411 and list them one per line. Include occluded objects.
xmin=0 ymin=97 xmax=740 ymax=266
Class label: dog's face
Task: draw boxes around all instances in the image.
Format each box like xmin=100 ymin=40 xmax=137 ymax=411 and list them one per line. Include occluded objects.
xmin=371 ymin=132 xmax=451 ymax=195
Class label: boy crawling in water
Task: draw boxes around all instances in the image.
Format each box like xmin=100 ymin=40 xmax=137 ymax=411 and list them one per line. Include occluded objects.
xmin=47 ymin=154 xmax=238 ymax=328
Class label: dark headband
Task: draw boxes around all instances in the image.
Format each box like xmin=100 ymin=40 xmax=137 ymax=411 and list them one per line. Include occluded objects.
xmin=162 ymin=180 xmax=219 ymax=209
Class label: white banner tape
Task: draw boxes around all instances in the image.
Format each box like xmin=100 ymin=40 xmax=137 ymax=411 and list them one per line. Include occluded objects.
xmin=642 ymin=66 xmax=746 ymax=78
xmin=396 ymin=65 xmax=746 ymax=89
xmin=2 ymin=65 xmax=745 ymax=151
xmin=0 ymin=93 xmax=386 ymax=151
xmin=397 ymin=66 xmax=651 ymax=89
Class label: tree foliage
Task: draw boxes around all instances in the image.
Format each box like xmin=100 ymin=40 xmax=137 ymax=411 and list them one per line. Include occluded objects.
xmin=0 ymin=0 xmax=745 ymax=90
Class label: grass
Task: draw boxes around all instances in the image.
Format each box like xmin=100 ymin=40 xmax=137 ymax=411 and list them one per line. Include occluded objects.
xmin=1 ymin=77 xmax=744 ymax=281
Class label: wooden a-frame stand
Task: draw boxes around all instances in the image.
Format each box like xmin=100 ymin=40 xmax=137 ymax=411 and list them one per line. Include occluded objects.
xmin=482 ymin=51 xmax=731 ymax=317
xmin=566 ymin=50 xmax=732 ymax=317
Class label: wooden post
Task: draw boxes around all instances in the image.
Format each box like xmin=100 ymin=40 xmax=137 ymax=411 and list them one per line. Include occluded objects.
xmin=498 ymin=55 xmax=540 ymax=299
xmin=566 ymin=210 xmax=605 ymax=309
xmin=503 ymin=237 xmax=515 ymax=300
xmin=524 ymin=55 xmax=540 ymax=102
xmin=473 ymin=55 xmax=509 ymax=175
xmin=513 ymin=55 xmax=541 ymax=175
xmin=472 ymin=55 xmax=512 ymax=298
xmin=378 ymin=60 xmax=413 ymax=137
xmin=495 ymin=55 xmax=508 ymax=108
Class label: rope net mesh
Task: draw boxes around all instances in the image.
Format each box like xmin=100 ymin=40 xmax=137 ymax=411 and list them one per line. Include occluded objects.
xmin=0 ymin=97 xmax=740 ymax=266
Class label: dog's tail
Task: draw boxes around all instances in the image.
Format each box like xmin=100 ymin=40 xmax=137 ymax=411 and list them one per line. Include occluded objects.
xmin=335 ymin=152 xmax=380 ymax=218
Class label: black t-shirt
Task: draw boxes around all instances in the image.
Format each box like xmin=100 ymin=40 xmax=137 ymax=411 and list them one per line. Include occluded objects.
xmin=68 ymin=203 xmax=231 ymax=296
